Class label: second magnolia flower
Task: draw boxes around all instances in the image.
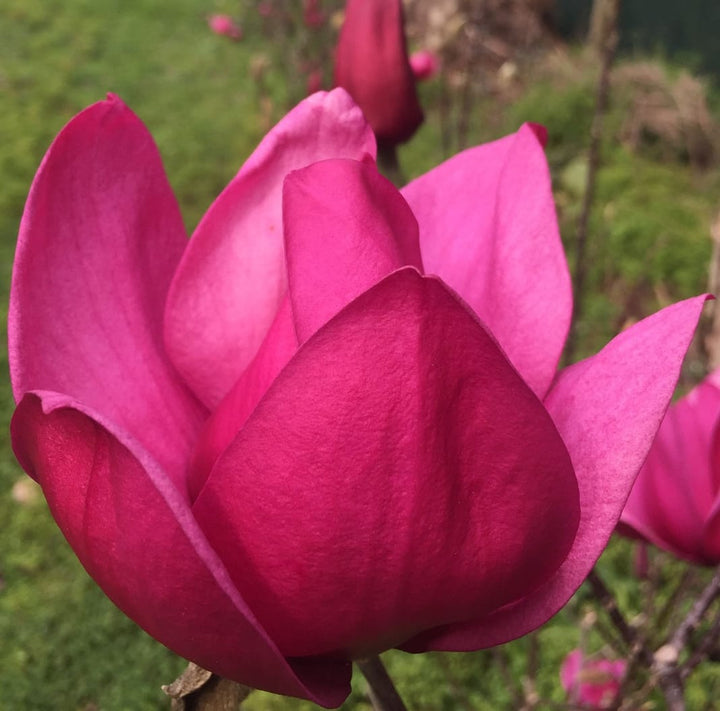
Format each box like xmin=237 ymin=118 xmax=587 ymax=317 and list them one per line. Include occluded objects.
xmin=9 ymin=89 xmax=706 ymax=707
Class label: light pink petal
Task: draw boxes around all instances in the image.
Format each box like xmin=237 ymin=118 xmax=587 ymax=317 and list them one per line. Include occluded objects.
xmin=401 ymin=124 xmax=571 ymax=399
xmin=700 ymin=419 xmax=720 ymax=561
xmin=11 ymin=392 xmax=350 ymax=707
xmin=620 ymin=375 xmax=720 ymax=564
xmin=403 ymin=295 xmax=707 ymax=651
xmin=164 ymin=89 xmax=376 ymax=408
xmin=187 ymin=296 xmax=298 ymax=500
xmin=283 ymin=158 xmax=422 ymax=342
xmin=8 ymin=95 xmax=205 ymax=493
xmin=192 ymin=269 xmax=579 ymax=659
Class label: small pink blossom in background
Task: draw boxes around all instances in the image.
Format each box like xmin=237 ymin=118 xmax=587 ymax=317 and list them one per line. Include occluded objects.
xmin=561 ymin=650 xmax=626 ymax=708
xmin=257 ymin=1 xmax=273 ymax=17
xmin=409 ymin=49 xmax=439 ymax=81
xmin=306 ymin=69 xmax=323 ymax=95
xmin=9 ymin=89 xmax=706 ymax=706
xmin=334 ymin=0 xmax=423 ymax=147
xmin=207 ymin=13 xmax=242 ymax=40
xmin=619 ymin=369 xmax=720 ymax=565
xmin=303 ymin=0 xmax=326 ymax=28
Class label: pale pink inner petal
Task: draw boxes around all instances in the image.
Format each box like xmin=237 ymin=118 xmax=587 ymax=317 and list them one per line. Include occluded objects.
xmin=164 ymin=89 xmax=376 ymax=408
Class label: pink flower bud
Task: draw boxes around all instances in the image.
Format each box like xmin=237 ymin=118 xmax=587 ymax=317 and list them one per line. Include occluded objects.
xmin=334 ymin=0 xmax=423 ymax=147
xmin=409 ymin=49 xmax=439 ymax=81
xmin=207 ymin=13 xmax=242 ymax=41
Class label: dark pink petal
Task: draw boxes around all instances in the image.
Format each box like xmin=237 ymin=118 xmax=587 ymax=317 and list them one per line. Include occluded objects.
xmin=620 ymin=373 xmax=720 ymax=564
xmin=192 ymin=269 xmax=579 ymax=659
xmin=11 ymin=393 xmax=350 ymax=707
xmin=401 ymin=124 xmax=571 ymax=399
xmin=333 ymin=0 xmax=423 ymax=147
xmin=8 ymin=95 xmax=205 ymax=493
xmin=165 ymin=90 xmax=376 ymax=408
xmin=283 ymin=158 xmax=422 ymax=342
xmin=403 ymin=295 xmax=707 ymax=651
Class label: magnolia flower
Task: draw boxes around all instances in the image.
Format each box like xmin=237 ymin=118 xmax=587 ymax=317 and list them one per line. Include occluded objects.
xmin=207 ymin=13 xmax=242 ymax=41
xmin=334 ymin=0 xmax=423 ymax=147
xmin=409 ymin=49 xmax=439 ymax=81
xmin=620 ymin=370 xmax=720 ymax=564
xmin=560 ymin=650 xmax=626 ymax=708
xmin=303 ymin=0 xmax=326 ymax=28
xmin=9 ymin=89 xmax=705 ymax=707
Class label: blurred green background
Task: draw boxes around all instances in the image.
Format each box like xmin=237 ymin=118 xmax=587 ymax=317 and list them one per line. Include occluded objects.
xmin=2 ymin=1 xmax=720 ymax=709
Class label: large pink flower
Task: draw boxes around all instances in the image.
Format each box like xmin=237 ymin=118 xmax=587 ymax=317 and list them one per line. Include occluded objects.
xmin=9 ymin=90 xmax=705 ymax=706
xmin=333 ymin=0 xmax=423 ymax=147
xmin=620 ymin=370 xmax=720 ymax=565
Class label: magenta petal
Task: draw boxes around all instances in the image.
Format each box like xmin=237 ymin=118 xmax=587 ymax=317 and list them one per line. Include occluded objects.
xmin=11 ymin=392 xmax=350 ymax=706
xmin=283 ymin=158 xmax=422 ymax=342
xmin=404 ymin=295 xmax=707 ymax=651
xmin=164 ymin=89 xmax=376 ymax=408
xmin=8 ymin=95 xmax=205 ymax=492
xmin=192 ymin=268 xmax=579 ymax=659
xmin=621 ymin=373 xmax=720 ymax=564
xmin=401 ymin=124 xmax=571 ymax=399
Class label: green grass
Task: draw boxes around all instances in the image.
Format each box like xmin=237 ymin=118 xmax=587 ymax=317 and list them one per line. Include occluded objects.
xmin=3 ymin=0 xmax=720 ymax=708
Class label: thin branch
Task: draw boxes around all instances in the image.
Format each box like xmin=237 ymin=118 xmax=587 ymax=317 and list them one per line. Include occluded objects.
xmin=564 ymin=0 xmax=620 ymax=364
xmin=357 ymin=656 xmax=408 ymax=711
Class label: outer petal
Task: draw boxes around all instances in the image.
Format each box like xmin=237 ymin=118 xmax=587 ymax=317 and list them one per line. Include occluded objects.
xmin=620 ymin=374 xmax=720 ymax=563
xmin=403 ymin=295 xmax=707 ymax=651
xmin=8 ymin=95 xmax=205 ymax=493
xmin=283 ymin=158 xmax=422 ymax=343
xmin=401 ymin=124 xmax=571 ymax=399
xmin=164 ymin=89 xmax=376 ymax=408
xmin=11 ymin=393 xmax=350 ymax=707
xmin=192 ymin=269 xmax=580 ymax=659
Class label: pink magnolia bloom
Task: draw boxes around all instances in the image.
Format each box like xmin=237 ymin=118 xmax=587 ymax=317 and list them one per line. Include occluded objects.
xmin=409 ymin=49 xmax=439 ymax=81
xmin=560 ymin=650 xmax=626 ymax=708
xmin=334 ymin=0 xmax=423 ymax=147
xmin=620 ymin=370 xmax=720 ymax=564
xmin=208 ymin=13 xmax=242 ymax=40
xmin=9 ymin=89 xmax=705 ymax=706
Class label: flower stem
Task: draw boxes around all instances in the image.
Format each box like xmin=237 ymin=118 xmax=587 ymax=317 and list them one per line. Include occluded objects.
xmin=357 ymin=655 xmax=408 ymax=711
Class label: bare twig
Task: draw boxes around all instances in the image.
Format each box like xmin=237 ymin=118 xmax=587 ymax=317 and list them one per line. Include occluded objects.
xmin=564 ymin=0 xmax=621 ymax=364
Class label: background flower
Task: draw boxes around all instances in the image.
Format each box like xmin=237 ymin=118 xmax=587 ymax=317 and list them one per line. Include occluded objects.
xmin=619 ymin=369 xmax=720 ymax=565
xmin=560 ymin=649 xmax=626 ymax=708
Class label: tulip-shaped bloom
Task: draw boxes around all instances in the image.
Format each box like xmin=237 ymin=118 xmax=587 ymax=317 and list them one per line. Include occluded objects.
xmin=620 ymin=370 xmax=720 ymax=564
xmin=334 ymin=0 xmax=423 ymax=147
xmin=560 ymin=650 xmax=626 ymax=708
xmin=9 ymin=89 xmax=706 ymax=706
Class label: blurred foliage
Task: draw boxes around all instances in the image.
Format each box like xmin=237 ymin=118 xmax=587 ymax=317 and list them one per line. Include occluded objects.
xmin=2 ymin=0 xmax=720 ymax=709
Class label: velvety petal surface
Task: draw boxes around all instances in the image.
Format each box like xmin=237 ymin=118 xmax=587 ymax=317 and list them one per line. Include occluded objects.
xmin=283 ymin=158 xmax=422 ymax=342
xmin=164 ymin=89 xmax=376 ymax=408
xmin=8 ymin=95 xmax=205 ymax=493
xmin=402 ymin=295 xmax=707 ymax=651
xmin=620 ymin=373 xmax=720 ymax=564
xmin=401 ymin=124 xmax=571 ymax=399
xmin=192 ymin=268 xmax=580 ymax=659
xmin=333 ymin=0 xmax=423 ymax=146
xmin=11 ymin=393 xmax=350 ymax=707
